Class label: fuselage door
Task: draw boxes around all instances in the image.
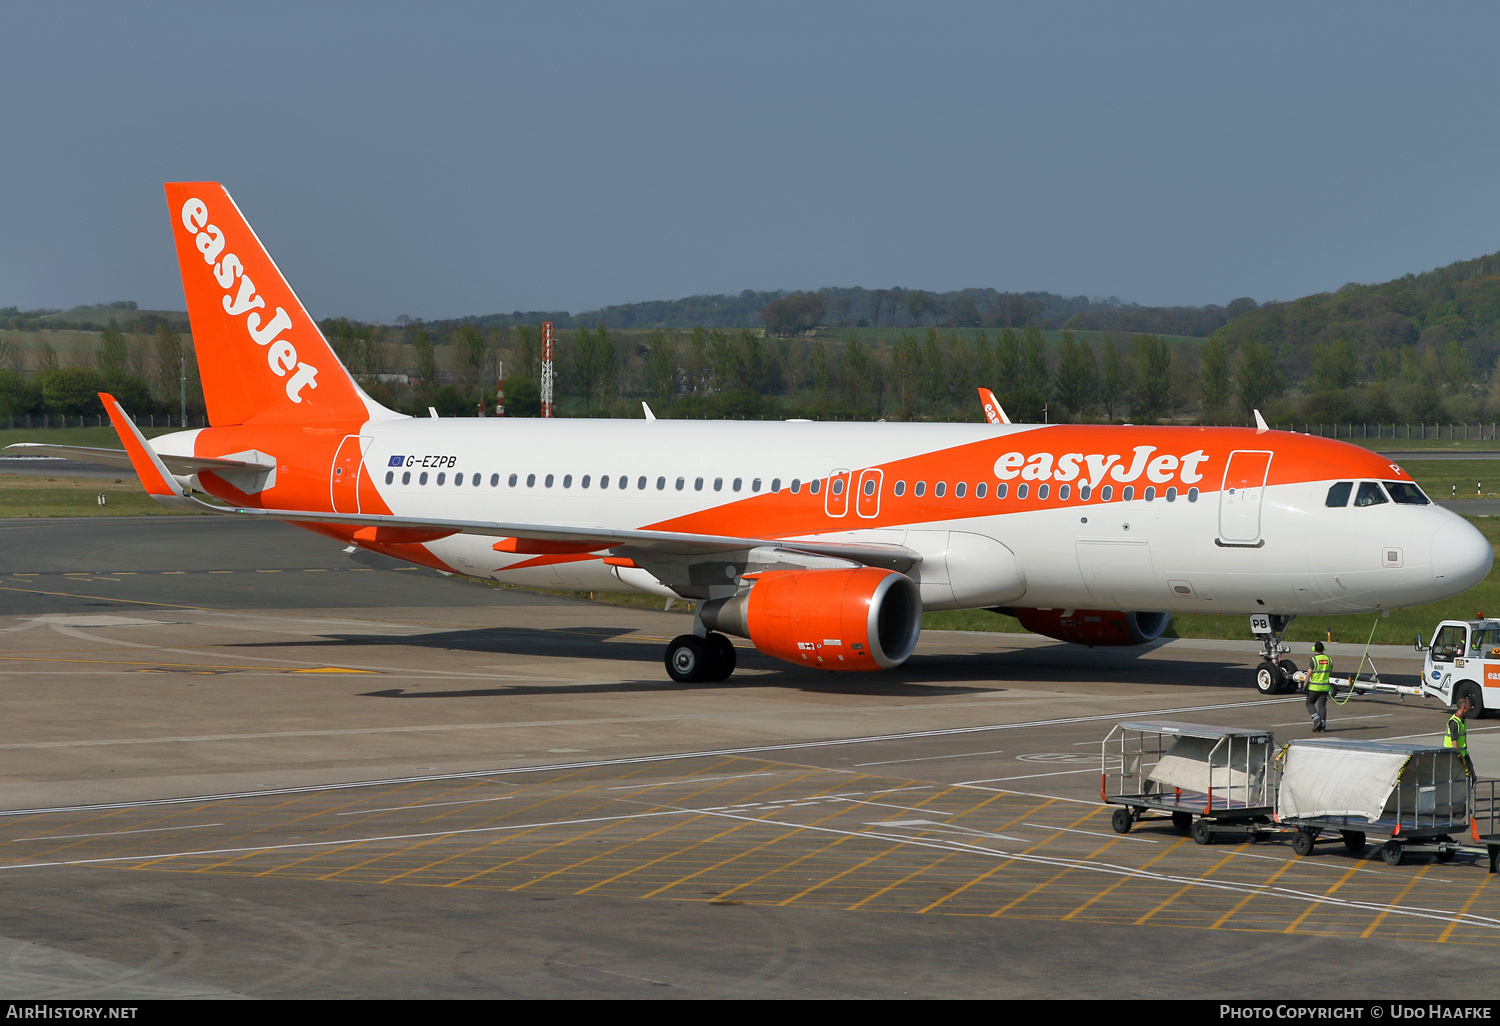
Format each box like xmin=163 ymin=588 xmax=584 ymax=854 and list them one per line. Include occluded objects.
xmin=1218 ymin=450 xmax=1273 ymax=545
xmin=855 ymin=468 xmax=883 ymax=518
xmin=825 ymin=469 xmax=852 ymax=518
xmin=331 ymin=434 xmax=367 ymax=513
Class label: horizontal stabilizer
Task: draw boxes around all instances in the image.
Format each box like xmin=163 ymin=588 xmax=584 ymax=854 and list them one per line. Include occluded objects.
xmin=3 ymin=443 xmax=274 ymax=477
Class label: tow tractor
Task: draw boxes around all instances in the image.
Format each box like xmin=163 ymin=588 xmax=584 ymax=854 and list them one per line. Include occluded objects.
xmin=1252 ymin=613 xmax=1497 ymax=716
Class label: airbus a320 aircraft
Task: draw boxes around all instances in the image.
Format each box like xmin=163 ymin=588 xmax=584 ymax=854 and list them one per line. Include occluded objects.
xmin=11 ymin=183 xmax=1494 ymax=692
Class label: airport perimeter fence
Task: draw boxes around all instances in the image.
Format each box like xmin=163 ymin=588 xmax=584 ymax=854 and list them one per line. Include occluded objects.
xmin=1 ymin=413 xmax=210 ymax=429
xmin=1270 ymin=423 xmax=1500 ymax=441
xmin=2 ymin=414 xmax=1500 ymax=439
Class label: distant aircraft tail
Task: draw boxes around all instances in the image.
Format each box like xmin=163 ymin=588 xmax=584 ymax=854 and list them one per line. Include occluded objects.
xmin=164 ymin=182 xmax=381 ymax=427
xmin=978 ymin=387 xmax=1010 ymax=425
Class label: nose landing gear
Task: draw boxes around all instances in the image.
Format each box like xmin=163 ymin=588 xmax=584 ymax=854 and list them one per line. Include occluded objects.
xmin=1253 ymin=615 xmax=1298 ymax=694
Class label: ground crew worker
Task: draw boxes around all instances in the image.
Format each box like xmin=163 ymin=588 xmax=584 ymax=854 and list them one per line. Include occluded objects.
xmin=1446 ymin=695 xmax=1477 ymax=778
xmin=1306 ymin=641 xmax=1333 ymax=732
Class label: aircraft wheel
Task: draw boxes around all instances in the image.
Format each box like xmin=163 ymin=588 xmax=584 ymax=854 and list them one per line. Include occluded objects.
xmin=1110 ymin=807 xmax=1133 ymax=834
xmin=665 ymin=634 xmax=710 ymax=683
xmin=705 ymin=633 xmax=737 ymax=682
xmin=1255 ymin=662 xmax=1280 ymax=695
xmin=1278 ymin=659 xmax=1300 ymax=694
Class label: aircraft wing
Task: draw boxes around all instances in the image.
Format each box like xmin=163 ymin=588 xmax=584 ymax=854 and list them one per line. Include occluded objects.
xmin=4 ymin=443 xmax=275 ymax=477
xmin=95 ymin=394 xmax=919 ymax=572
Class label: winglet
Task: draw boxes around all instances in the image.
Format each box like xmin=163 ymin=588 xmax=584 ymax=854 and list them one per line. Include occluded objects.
xmin=642 ymin=401 xmax=657 ymax=421
xmin=1253 ymin=408 xmax=1270 ymax=433
xmin=99 ymin=392 xmax=195 ymax=506
xmin=978 ymin=387 xmax=1010 ymax=425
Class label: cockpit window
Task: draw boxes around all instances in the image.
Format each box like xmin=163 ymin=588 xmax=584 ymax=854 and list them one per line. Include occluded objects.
xmin=1354 ymin=481 xmax=1388 ymax=507
xmin=1383 ymin=481 xmax=1430 ymax=505
xmin=1325 ymin=482 xmax=1352 ymax=507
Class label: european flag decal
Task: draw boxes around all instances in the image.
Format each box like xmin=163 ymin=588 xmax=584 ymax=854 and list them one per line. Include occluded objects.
xmin=388 ymin=455 xmax=404 ymax=467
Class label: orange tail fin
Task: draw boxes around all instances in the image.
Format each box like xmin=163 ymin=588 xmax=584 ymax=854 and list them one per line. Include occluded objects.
xmin=978 ymin=387 xmax=1010 ymax=424
xmin=164 ymin=182 xmax=378 ymax=427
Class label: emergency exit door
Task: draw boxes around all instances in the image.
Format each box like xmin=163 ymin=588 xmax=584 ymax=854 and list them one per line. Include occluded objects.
xmin=1218 ymin=450 xmax=1272 ymax=545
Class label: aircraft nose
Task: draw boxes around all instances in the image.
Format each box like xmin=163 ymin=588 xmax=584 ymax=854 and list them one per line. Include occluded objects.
xmin=1432 ymin=517 xmax=1493 ymax=592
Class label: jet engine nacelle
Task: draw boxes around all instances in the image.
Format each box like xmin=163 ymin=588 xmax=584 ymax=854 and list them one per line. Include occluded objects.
xmin=1008 ymin=607 xmax=1171 ymax=647
xmin=701 ymin=567 xmax=923 ymax=671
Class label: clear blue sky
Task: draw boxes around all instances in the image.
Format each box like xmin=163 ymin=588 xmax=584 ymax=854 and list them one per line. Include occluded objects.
xmin=2 ymin=2 xmax=1497 ymax=322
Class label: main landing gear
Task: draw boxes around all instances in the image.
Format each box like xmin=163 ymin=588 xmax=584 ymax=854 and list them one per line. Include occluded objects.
xmin=665 ymin=632 xmax=737 ymax=683
xmin=1254 ymin=614 xmax=1299 ymax=695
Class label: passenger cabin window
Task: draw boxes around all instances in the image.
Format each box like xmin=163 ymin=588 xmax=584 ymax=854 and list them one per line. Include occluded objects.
xmin=894 ymin=481 xmax=906 ymax=496
xmin=385 ymin=471 xmax=394 ymax=484
xmin=1017 ymin=483 xmax=1029 ymax=499
xmin=771 ymin=478 xmax=781 ymax=491
xmin=490 ymin=474 xmax=499 ymax=486
xmin=790 ymin=479 xmax=801 ymax=493
xmin=694 ymin=477 xmax=703 ymax=491
xmin=1079 ymin=484 xmax=1090 ymax=500
xmin=437 ymin=472 xmax=446 ymax=485
xmin=1058 ymin=484 xmax=1070 ymax=500
xmin=1354 ymin=481 xmax=1388 ymax=507
xmin=976 ymin=482 xmax=987 ymax=498
xmin=1187 ymin=487 xmax=1199 ymax=502
xmin=914 ymin=482 xmax=925 ymax=497
xmin=996 ymin=483 xmax=1008 ymax=499
xmin=544 ymin=474 xmax=554 ymax=488
xmin=675 ymin=477 xmax=685 ymax=490
xmin=954 ymin=483 xmax=966 ymax=498
xmin=1384 ymin=481 xmax=1430 ymax=505
xmin=934 ymin=482 xmax=945 ymax=497
xmin=419 ymin=472 xmax=429 ymax=485
xmin=1122 ymin=486 xmax=1134 ymax=501
xmin=582 ymin=475 xmax=591 ymax=488
xmin=402 ymin=471 xmax=411 ymax=485
xmin=810 ymin=480 xmax=821 ymax=494
xmin=1325 ymin=482 xmax=1352 ymax=507
xmin=1037 ymin=483 xmax=1050 ymax=500
xmin=1100 ymin=485 xmax=1113 ymax=501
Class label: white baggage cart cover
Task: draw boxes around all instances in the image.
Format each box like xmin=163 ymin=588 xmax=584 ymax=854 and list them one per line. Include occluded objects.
xmin=1117 ymin=721 xmax=1275 ymax=797
xmin=1278 ymin=739 xmax=1424 ymax=822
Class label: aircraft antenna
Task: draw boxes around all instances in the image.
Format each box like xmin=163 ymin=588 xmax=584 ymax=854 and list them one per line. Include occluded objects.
xmin=541 ymin=321 xmax=555 ymax=418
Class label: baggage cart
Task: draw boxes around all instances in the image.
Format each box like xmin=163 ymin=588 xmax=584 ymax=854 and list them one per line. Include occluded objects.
xmin=1276 ymin=739 xmax=1470 ymax=864
xmin=1102 ymin=721 xmax=1278 ymax=843
xmin=1462 ymin=779 xmax=1500 ymax=872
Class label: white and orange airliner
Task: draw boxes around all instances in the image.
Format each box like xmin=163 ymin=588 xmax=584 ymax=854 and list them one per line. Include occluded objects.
xmin=10 ymin=183 xmax=1494 ymax=691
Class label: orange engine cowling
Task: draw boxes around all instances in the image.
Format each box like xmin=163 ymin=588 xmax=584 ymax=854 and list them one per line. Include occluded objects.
xmin=1008 ymin=608 xmax=1170 ymax=647
xmin=700 ymin=567 xmax=922 ymax=671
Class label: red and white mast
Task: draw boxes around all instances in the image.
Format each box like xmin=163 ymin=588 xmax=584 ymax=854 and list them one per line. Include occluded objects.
xmin=540 ymin=321 xmax=555 ymax=418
